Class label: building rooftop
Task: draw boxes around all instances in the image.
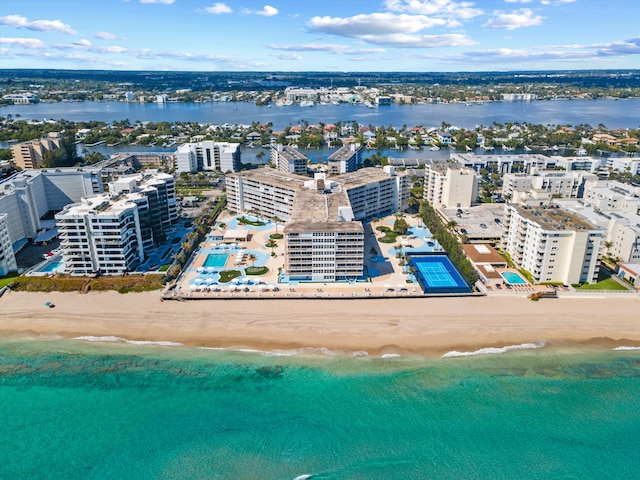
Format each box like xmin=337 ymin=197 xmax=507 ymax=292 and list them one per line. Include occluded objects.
xmin=335 ymin=167 xmax=405 ymax=190
xmin=59 ymin=193 xmax=142 ymax=217
xmin=514 ymin=205 xmax=601 ymax=231
xmin=277 ymin=145 xmax=308 ymax=162
xmin=228 ymin=167 xmax=309 ymax=190
xmin=290 ymin=187 xmax=350 ymax=223
xmin=462 ymin=244 xmax=507 ymax=265
xmin=328 ymin=144 xmax=360 ymax=161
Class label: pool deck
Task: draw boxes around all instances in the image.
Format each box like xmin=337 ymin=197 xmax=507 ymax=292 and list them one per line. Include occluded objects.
xmin=170 ymin=213 xmax=471 ymax=300
xmin=169 ymin=212 xmax=566 ymax=300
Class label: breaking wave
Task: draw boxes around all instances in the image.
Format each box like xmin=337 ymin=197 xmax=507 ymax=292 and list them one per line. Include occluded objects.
xmin=442 ymin=341 xmax=547 ymax=358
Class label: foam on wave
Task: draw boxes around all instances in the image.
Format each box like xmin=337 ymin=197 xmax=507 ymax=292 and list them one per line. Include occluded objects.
xmin=381 ymin=353 xmax=402 ymax=359
xmin=613 ymin=346 xmax=640 ymax=351
xmin=196 ymin=346 xmax=369 ymax=357
xmin=442 ymin=340 xmax=547 ymax=358
xmin=72 ymin=336 xmax=183 ymax=347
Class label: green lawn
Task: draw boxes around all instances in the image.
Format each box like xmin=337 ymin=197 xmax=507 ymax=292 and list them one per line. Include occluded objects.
xmin=575 ymin=278 xmax=630 ymax=291
xmin=219 ymin=270 xmax=242 ymax=283
xmin=0 ymin=274 xmax=19 ymax=289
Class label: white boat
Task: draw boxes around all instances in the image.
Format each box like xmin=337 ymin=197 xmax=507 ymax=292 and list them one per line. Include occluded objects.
xmin=430 ymin=146 xmax=440 ymax=151
xmin=524 ymin=146 xmax=532 ymax=152
xmin=300 ymin=100 xmax=314 ymax=107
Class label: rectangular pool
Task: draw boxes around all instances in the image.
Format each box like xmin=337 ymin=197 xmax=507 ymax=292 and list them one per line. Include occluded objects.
xmin=39 ymin=262 xmax=64 ymax=273
xmin=501 ymin=271 xmax=528 ymax=285
xmin=409 ymin=254 xmax=470 ymax=294
xmin=203 ymin=254 xmax=228 ymax=268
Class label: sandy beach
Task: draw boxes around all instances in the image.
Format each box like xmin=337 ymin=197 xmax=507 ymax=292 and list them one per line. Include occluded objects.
xmin=1 ymin=290 xmax=639 ymax=356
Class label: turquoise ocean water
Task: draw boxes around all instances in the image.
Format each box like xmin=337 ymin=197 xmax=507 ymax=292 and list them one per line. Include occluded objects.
xmin=1 ymin=338 xmax=639 ymax=480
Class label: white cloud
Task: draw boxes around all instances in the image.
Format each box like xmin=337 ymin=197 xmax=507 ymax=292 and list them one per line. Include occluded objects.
xmin=482 ymin=9 xmax=544 ymax=30
xmin=272 ymin=53 xmax=302 ymax=61
xmin=242 ymin=5 xmax=279 ymax=16
xmin=306 ymin=13 xmax=475 ymax=48
xmin=53 ymin=42 xmax=127 ymax=54
xmin=504 ymin=0 xmax=533 ymax=3
xmin=268 ymin=43 xmax=385 ymax=55
xmin=0 ymin=37 xmax=45 ymax=49
xmin=383 ymin=0 xmax=483 ymax=20
xmin=360 ymin=33 xmax=475 ymax=48
xmin=541 ymin=0 xmax=575 ymax=4
xmin=0 ymin=14 xmax=77 ymax=35
xmin=140 ymin=0 xmax=174 ymax=4
xmin=428 ymin=37 xmax=640 ymax=65
xmin=95 ymin=31 xmax=117 ymax=40
xmin=204 ymin=3 xmax=232 ymax=14
xmin=308 ymin=13 xmax=448 ymax=37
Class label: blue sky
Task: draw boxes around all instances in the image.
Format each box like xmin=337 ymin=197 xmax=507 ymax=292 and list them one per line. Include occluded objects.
xmin=1 ymin=0 xmax=639 ymax=71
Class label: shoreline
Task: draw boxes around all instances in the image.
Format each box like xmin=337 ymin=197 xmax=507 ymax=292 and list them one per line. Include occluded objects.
xmin=2 ymin=290 xmax=639 ymax=357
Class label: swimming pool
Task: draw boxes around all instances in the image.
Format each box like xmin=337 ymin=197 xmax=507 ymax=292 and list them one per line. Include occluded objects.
xmin=501 ymin=271 xmax=528 ymax=285
xmin=39 ymin=262 xmax=64 ymax=273
xmin=203 ymin=254 xmax=228 ymax=268
xmin=409 ymin=254 xmax=470 ymax=294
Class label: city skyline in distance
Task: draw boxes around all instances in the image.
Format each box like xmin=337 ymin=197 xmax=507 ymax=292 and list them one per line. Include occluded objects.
xmin=0 ymin=0 xmax=639 ymax=72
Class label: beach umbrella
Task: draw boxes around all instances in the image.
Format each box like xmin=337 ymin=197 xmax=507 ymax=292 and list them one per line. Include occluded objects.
xmin=189 ymin=284 xmax=198 ymax=290
xmin=384 ymin=284 xmax=391 ymax=288
xmin=196 ymin=267 xmax=204 ymax=273
xmin=206 ymin=267 xmax=215 ymax=273
xmin=205 ymin=277 xmax=215 ymax=284
xmin=232 ymin=278 xmax=241 ymax=284
xmin=194 ymin=277 xmax=204 ymax=284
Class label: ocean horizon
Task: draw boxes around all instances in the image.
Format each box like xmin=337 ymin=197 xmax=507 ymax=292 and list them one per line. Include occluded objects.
xmin=1 ymin=336 xmax=639 ymax=479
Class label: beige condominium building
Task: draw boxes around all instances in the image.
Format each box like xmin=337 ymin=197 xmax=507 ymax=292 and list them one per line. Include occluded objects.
xmin=423 ymin=161 xmax=479 ymax=208
xmin=503 ymin=204 xmax=605 ymax=284
xmin=11 ymin=132 xmax=62 ymax=169
xmin=226 ymin=166 xmax=409 ymax=282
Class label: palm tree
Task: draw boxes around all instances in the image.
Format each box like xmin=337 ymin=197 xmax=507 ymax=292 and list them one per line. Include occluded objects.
xmin=247 ymin=253 xmax=257 ymax=267
xmin=271 ymin=215 xmax=283 ymax=234
xmin=445 ymin=220 xmax=458 ymax=233
xmin=266 ymin=239 xmax=277 ymax=256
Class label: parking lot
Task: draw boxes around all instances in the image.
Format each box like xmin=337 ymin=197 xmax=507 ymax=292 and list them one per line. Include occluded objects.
xmin=440 ymin=205 xmax=505 ymax=243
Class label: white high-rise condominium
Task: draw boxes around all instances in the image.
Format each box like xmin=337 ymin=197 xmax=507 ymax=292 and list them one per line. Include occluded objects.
xmin=175 ymin=141 xmax=241 ymax=173
xmin=503 ymin=205 xmax=604 ymax=284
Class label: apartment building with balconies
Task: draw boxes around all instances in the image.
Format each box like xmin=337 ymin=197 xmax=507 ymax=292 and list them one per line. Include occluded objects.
xmin=284 ymin=187 xmax=364 ymax=282
xmin=175 ymin=141 xmax=241 ymax=173
xmin=11 ymin=133 xmax=62 ymax=169
xmin=271 ymin=144 xmax=309 ymax=175
xmin=0 ymin=213 xmax=17 ymax=275
xmin=0 ymin=167 xmax=103 ymax=253
xmin=503 ymin=204 xmax=604 ymax=284
xmin=451 ymin=153 xmax=556 ymax=175
xmin=55 ymin=194 xmax=147 ymax=275
xmin=225 ymin=166 xmax=409 ymax=282
xmin=109 ymin=170 xmax=178 ymax=244
xmin=423 ymin=161 xmax=479 ymax=208
xmin=327 ymin=143 xmax=363 ymax=175
xmin=502 ymin=170 xmax=597 ymax=201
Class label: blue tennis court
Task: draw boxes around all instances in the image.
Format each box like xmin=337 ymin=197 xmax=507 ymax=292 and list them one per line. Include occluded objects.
xmin=409 ymin=254 xmax=470 ymax=294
